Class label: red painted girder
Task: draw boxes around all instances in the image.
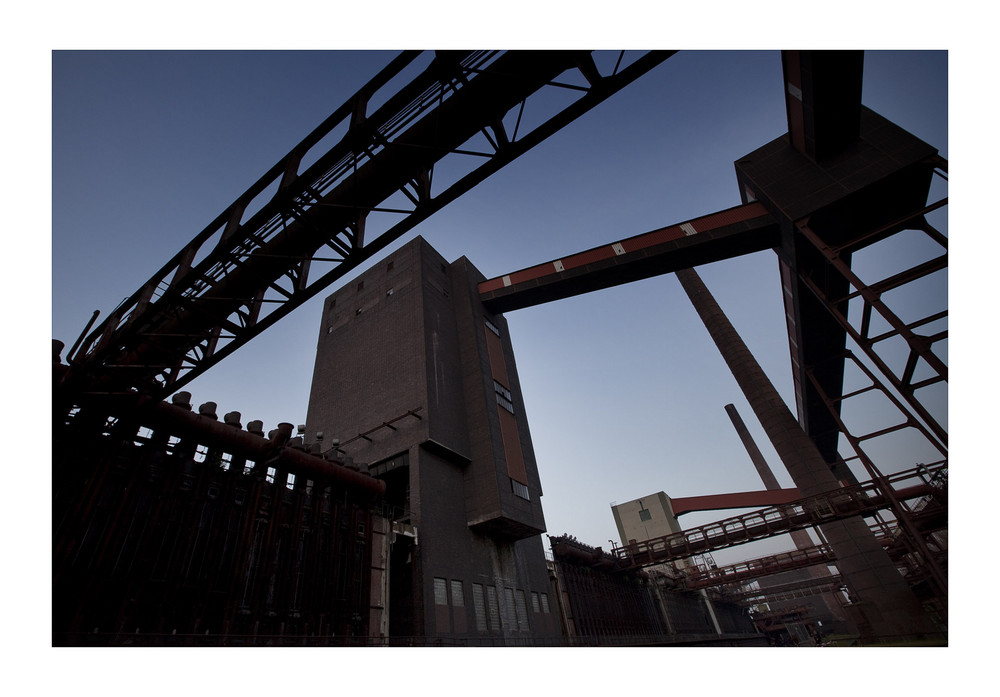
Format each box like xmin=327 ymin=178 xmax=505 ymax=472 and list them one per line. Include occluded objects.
xmin=479 ymin=202 xmax=779 ymax=312
xmin=670 ymin=488 xmax=802 ymax=517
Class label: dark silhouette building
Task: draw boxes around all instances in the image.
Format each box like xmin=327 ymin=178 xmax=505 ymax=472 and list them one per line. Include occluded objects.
xmin=305 ymin=236 xmax=560 ymax=644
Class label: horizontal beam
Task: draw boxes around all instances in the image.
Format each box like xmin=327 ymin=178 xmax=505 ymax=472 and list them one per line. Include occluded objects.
xmin=670 ymin=488 xmax=802 ymax=517
xmin=480 ymin=202 xmax=779 ymax=313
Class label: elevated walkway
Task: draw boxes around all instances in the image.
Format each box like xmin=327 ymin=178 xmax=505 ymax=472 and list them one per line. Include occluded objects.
xmin=614 ymin=463 xmax=945 ymax=569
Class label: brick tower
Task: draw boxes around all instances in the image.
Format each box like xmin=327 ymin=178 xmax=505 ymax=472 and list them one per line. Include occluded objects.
xmin=305 ymin=236 xmax=560 ymax=644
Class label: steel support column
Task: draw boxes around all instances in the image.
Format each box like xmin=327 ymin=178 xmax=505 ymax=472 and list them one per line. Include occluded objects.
xmin=674 ymin=266 xmax=941 ymax=642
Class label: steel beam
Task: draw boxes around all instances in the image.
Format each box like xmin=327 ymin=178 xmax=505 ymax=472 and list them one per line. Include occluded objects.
xmin=63 ymin=51 xmax=673 ymax=401
xmin=480 ymin=202 xmax=779 ymax=312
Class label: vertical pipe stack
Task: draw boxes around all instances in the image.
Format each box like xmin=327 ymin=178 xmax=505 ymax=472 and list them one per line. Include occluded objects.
xmin=676 ymin=267 xmax=940 ymax=643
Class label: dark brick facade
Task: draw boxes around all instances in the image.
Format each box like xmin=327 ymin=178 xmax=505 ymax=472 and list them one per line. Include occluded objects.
xmin=305 ymin=237 xmax=559 ymax=644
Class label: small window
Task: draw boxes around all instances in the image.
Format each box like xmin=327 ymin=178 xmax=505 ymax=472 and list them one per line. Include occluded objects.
xmin=515 ymin=590 xmax=529 ymax=631
xmin=485 ymin=319 xmax=500 ymax=336
xmin=357 ymin=280 xmax=365 ymax=291
xmin=450 ymin=579 xmax=464 ymax=607
xmin=486 ymin=586 xmax=501 ymax=629
xmin=386 ymin=260 xmax=395 ymax=272
xmin=638 ymin=508 xmax=652 ymax=522
xmin=473 ymin=584 xmax=488 ymax=632
xmin=531 ymin=591 xmax=540 ymax=613
xmin=540 ymin=593 xmax=550 ymax=614
xmin=494 ymin=380 xmax=515 ymax=414
xmin=286 ymin=472 xmax=296 ymax=490
xmin=266 ymin=467 xmax=276 ymax=484
xmin=434 ymin=577 xmax=448 ymax=605
xmin=505 ymin=588 xmax=516 ymax=629
xmin=511 ymin=479 xmax=530 ymax=500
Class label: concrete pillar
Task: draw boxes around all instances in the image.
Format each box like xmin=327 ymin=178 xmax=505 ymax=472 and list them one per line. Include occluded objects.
xmin=676 ymin=267 xmax=940 ymax=643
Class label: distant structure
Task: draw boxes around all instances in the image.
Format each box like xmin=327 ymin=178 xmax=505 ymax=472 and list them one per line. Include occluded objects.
xmin=304 ymin=237 xmax=559 ymax=644
xmin=547 ymin=534 xmax=763 ymax=646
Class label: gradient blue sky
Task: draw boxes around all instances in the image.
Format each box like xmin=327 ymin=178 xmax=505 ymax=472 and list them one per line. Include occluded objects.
xmin=52 ymin=50 xmax=948 ymax=570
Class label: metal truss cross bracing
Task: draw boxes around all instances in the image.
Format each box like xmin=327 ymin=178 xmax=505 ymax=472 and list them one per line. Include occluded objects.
xmin=613 ymin=463 xmax=946 ymax=569
xmin=63 ymin=51 xmax=673 ymax=401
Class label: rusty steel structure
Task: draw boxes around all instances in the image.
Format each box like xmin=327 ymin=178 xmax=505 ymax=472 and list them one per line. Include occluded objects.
xmin=547 ymin=535 xmax=763 ymax=646
xmin=52 ymin=378 xmax=386 ymax=645
xmin=55 ymin=51 xmax=670 ymax=404
xmin=613 ymin=463 xmax=944 ymax=567
xmin=53 ymin=50 xmax=946 ymax=646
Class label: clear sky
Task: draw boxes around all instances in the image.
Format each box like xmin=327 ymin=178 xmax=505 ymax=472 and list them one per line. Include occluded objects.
xmin=52 ymin=50 xmax=948 ymax=569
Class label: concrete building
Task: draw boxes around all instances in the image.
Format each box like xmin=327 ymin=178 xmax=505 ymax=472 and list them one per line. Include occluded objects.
xmin=611 ymin=494 xmax=695 ymax=573
xmin=304 ymin=236 xmax=560 ymax=645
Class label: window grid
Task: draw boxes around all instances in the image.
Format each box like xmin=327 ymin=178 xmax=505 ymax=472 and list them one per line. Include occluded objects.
xmin=531 ymin=591 xmax=540 ymax=613
xmin=515 ymin=590 xmax=529 ymax=631
xmin=505 ymin=588 xmax=516 ymax=630
xmin=486 ymin=586 xmax=501 ymax=630
xmin=511 ymin=479 xmax=530 ymax=500
xmin=450 ymin=579 xmax=464 ymax=607
xmin=540 ymin=593 xmax=550 ymax=614
xmin=473 ymin=583 xmax=488 ymax=632
xmin=434 ymin=577 xmax=448 ymax=605
xmin=494 ymin=380 xmax=515 ymax=414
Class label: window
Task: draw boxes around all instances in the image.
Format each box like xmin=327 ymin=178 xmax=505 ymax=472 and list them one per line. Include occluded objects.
xmin=540 ymin=593 xmax=550 ymax=614
xmin=531 ymin=591 xmax=540 ymax=613
xmin=434 ymin=577 xmax=448 ymax=605
xmin=266 ymin=467 xmax=276 ymax=484
xmin=485 ymin=319 xmax=500 ymax=336
xmin=511 ymin=479 xmax=530 ymax=501
xmin=515 ymin=590 xmax=529 ymax=631
xmin=505 ymin=588 xmax=516 ymax=629
xmin=450 ymin=579 xmax=464 ymax=607
xmin=486 ymin=586 xmax=500 ymax=629
xmin=494 ymin=380 xmax=514 ymax=414
xmin=286 ymin=472 xmax=296 ymax=490
xmin=473 ymin=584 xmax=488 ymax=632
xmin=639 ymin=507 xmax=652 ymax=522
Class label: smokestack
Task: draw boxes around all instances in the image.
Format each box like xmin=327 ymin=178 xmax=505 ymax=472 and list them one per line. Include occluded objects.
xmin=676 ymin=266 xmax=939 ymax=642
